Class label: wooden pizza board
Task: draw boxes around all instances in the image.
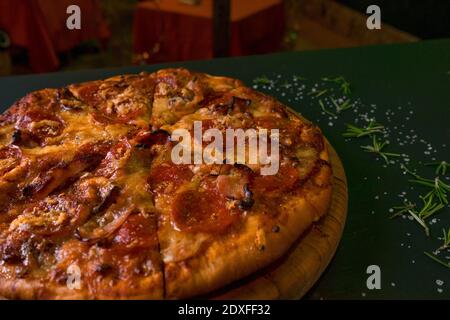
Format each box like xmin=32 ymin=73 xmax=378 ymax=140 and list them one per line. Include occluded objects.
xmin=207 ymin=140 xmax=348 ymax=300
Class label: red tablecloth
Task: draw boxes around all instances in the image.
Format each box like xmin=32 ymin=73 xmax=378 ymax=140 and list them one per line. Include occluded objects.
xmin=0 ymin=0 xmax=110 ymax=73
xmin=133 ymin=0 xmax=284 ymax=63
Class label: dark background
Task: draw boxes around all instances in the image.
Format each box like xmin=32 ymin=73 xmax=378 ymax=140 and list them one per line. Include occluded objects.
xmin=1 ymin=0 xmax=449 ymax=76
xmin=341 ymin=0 xmax=450 ymax=39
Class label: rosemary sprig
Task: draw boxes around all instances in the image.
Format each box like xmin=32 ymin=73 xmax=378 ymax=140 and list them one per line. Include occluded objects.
xmin=308 ymin=89 xmax=328 ymax=98
xmin=417 ymin=178 xmax=449 ymax=205
xmin=361 ymin=136 xmax=401 ymax=164
xmin=389 ymin=201 xmax=416 ymax=219
xmin=401 ymin=164 xmax=449 ymax=204
xmin=322 ymin=76 xmax=351 ymax=95
xmin=318 ymin=99 xmax=336 ymax=116
xmin=438 ymin=228 xmax=450 ymax=251
xmin=342 ymin=121 xmax=384 ymax=138
xmin=395 ymin=195 xmax=444 ymax=236
xmin=408 ymin=196 xmax=444 ymax=237
xmin=253 ymin=76 xmax=272 ymax=86
xmin=416 ymin=194 xmax=445 ymax=221
xmin=424 ymin=251 xmax=450 ymax=269
xmin=400 ymin=163 xmax=421 ymax=179
xmin=426 ymin=161 xmax=450 ymax=175
xmin=408 ymin=208 xmax=431 ymax=237
xmin=331 ymin=98 xmax=353 ymax=113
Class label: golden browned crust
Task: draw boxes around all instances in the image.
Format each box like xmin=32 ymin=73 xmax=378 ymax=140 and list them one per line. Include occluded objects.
xmin=0 ymin=68 xmax=332 ymax=299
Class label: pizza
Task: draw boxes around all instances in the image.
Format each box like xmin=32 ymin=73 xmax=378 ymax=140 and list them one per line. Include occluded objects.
xmin=0 ymin=68 xmax=332 ymax=299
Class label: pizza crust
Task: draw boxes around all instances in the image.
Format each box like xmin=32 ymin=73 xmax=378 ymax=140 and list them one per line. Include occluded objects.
xmin=0 ymin=275 xmax=164 ymax=300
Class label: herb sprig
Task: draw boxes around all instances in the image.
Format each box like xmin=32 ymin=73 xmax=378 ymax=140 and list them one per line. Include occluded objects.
xmin=390 ymin=201 xmax=416 ymax=219
xmin=331 ymin=98 xmax=353 ymax=113
xmin=318 ymin=99 xmax=336 ymax=117
xmin=426 ymin=161 xmax=450 ymax=175
xmin=308 ymin=89 xmax=328 ymax=98
xmin=438 ymin=228 xmax=450 ymax=251
xmin=322 ymin=76 xmax=352 ymax=95
xmin=342 ymin=121 xmax=384 ymax=138
xmin=424 ymin=251 xmax=450 ymax=269
xmin=361 ymin=136 xmax=401 ymax=164
xmin=401 ymin=164 xmax=449 ymax=204
xmin=392 ymin=195 xmax=444 ymax=236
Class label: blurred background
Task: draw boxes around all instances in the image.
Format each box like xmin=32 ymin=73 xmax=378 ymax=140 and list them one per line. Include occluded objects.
xmin=0 ymin=0 xmax=448 ymax=76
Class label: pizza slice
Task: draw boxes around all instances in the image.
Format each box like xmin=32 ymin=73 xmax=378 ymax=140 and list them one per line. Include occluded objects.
xmin=147 ymin=85 xmax=332 ymax=298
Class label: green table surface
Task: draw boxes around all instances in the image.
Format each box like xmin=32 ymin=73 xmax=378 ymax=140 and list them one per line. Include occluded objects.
xmin=1 ymin=39 xmax=449 ymax=299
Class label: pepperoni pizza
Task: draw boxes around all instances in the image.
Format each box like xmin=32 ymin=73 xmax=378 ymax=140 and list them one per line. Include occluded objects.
xmin=0 ymin=69 xmax=332 ymax=299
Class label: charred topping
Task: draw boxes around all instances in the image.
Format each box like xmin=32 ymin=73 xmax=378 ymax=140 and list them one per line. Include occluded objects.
xmin=22 ymin=185 xmax=33 ymax=198
xmin=113 ymin=81 xmax=128 ymax=89
xmin=56 ymin=87 xmax=84 ymax=111
xmin=238 ymin=183 xmax=254 ymax=210
xmin=55 ymin=87 xmax=69 ymax=101
xmin=1 ymin=251 xmax=22 ymax=264
xmin=92 ymin=185 xmax=121 ymax=215
xmin=95 ymin=263 xmax=114 ymax=276
xmin=272 ymin=225 xmax=280 ymax=233
xmin=241 ymin=98 xmax=252 ymax=107
xmin=135 ymin=143 xmax=148 ymax=149
xmin=95 ymin=238 xmax=112 ymax=249
xmin=11 ymin=130 xmax=21 ymax=144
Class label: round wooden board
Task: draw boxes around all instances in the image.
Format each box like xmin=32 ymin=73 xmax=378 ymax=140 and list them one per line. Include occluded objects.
xmin=207 ymin=140 xmax=348 ymax=300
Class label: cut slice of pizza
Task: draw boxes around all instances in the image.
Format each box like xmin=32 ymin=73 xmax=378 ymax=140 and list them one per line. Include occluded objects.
xmin=149 ymin=85 xmax=332 ymax=299
xmin=0 ymin=132 xmax=168 ymax=299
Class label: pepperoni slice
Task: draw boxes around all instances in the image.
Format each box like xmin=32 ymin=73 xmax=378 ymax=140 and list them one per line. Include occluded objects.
xmin=251 ymin=164 xmax=299 ymax=193
xmin=171 ymin=183 xmax=238 ymax=233
xmin=112 ymin=213 xmax=158 ymax=251
xmin=95 ymin=139 xmax=132 ymax=178
xmin=72 ymin=82 xmax=101 ymax=106
xmin=148 ymin=163 xmax=193 ymax=193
